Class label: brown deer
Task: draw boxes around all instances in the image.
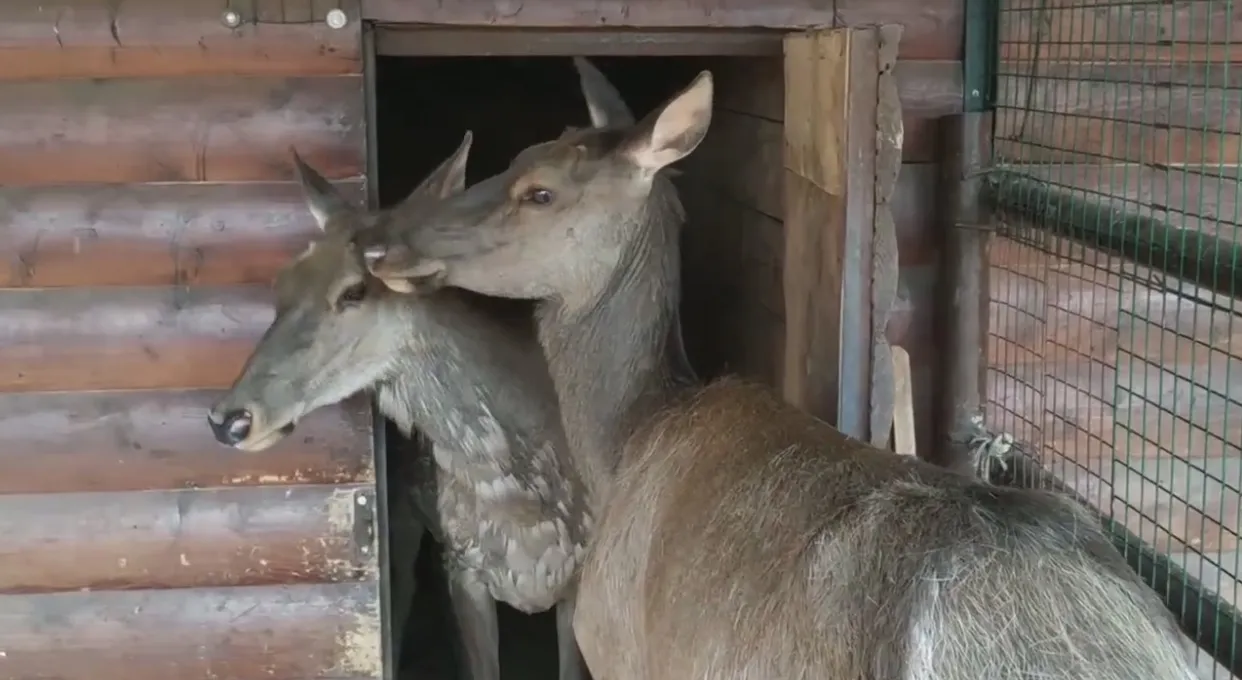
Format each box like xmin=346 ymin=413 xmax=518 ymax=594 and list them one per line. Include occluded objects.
xmin=357 ymin=58 xmax=1198 ymax=680
xmin=206 ymin=135 xmax=591 ymax=680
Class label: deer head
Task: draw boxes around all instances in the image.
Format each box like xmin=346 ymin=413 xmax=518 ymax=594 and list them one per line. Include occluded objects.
xmin=359 ymin=59 xmax=713 ymax=309
xmin=207 ymin=132 xmax=473 ymax=451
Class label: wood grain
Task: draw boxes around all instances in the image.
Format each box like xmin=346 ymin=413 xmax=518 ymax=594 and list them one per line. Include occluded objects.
xmin=836 ymin=0 xmax=962 ymax=60
xmin=0 ymin=286 xmax=274 ymax=393
xmin=0 ymin=0 xmax=362 ymax=80
xmin=0 ymin=182 xmax=365 ymax=289
xmin=781 ymin=28 xmax=880 ymax=438
xmin=363 ymin=0 xmax=836 ymax=28
xmin=709 ymin=57 xmax=962 ymax=163
xmin=0 ymin=582 xmax=382 ymax=680
xmin=0 ymin=391 xmax=371 ymax=495
xmin=0 ymin=484 xmax=374 ymax=593
xmin=0 ymin=76 xmax=365 ymax=185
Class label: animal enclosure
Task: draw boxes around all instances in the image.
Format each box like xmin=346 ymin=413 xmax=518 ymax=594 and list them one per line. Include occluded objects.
xmin=983 ymin=0 xmax=1242 ymax=677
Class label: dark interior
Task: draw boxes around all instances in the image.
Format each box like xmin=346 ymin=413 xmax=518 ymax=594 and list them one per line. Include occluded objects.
xmin=374 ymin=55 xmax=725 ymax=680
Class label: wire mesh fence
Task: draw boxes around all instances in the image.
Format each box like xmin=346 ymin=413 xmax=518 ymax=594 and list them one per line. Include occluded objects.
xmin=985 ymin=0 xmax=1242 ymax=676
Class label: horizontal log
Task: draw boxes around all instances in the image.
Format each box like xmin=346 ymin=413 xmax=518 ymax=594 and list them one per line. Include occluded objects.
xmin=1000 ymin=0 xmax=1242 ymax=63
xmin=996 ymin=75 xmax=1241 ymax=165
xmin=835 ymin=0 xmax=963 ymax=60
xmin=0 ymin=0 xmax=362 ymax=80
xmin=376 ymin=26 xmax=786 ymax=56
xmin=0 ymin=181 xmax=365 ymax=289
xmin=0 ymin=391 xmax=371 ymax=495
xmin=0 ymin=76 xmax=365 ymax=185
xmin=363 ymin=0 xmax=835 ymax=28
xmin=0 ymin=484 xmax=375 ymax=593
xmin=0 ymin=285 xmax=274 ymax=392
xmin=0 ymin=582 xmax=382 ymax=680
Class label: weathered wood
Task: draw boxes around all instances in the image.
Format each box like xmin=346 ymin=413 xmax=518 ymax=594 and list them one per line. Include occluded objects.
xmin=376 ymin=26 xmax=785 ymax=56
xmin=0 ymin=583 xmax=382 ymax=680
xmin=363 ymin=0 xmax=836 ymax=28
xmin=1000 ymin=0 xmax=1242 ymax=63
xmin=870 ymin=24 xmax=904 ymax=449
xmin=0 ymin=76 xmax=365 ymax=185
xmin=937 ymin=113 xmax=990 ymax=473
xmin=0 ymin=286 xmax=273 ymax=392
xmin=0 ymin=391 xmax=371 ymax=495
xmin=0 ymin=0 xmax=363 ymax=80
xmin=709 ymin=57 xmax=963 ymax=163
xmin=836 ymin=0 xmax=962 ymax=60
xmin=891 ymin=345 xmax=917 ymax=456
xmin=0 ymin=484 xmax=374 ymax=593
xmin=995 ymin=73 xmax=1242 ymax=165
xmin=781 ymin=27 xmax=880 ymax=438
xmin=0 ymin=182 xmax=364 ymax=289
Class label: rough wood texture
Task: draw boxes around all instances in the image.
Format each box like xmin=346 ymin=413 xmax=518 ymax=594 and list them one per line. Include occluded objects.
xmin=936 ymin=114 xmax=991 ymax=473
xmin=870 ymin=24 xmax=905 ymax=450
xmin=782 ymin=27 xmax=880 ymax=438
xmin=0 ymin=0 xmax=363 ymax=80
xmin=0 ymin=76 xmax=365 ymax=185
xmin=376 ymin=26 xmax=786 ymax=56
xmin=0 ymin=484 xmax=374 ymax=593
xmin=0 ymin=182 xmax=364 ymax=289
xmin=0 ymin=391 xmax=371 ymax=495
xmin=0 ymin=583 xmax=382 ymax=680
xmin=836 ymin=0 xmax=962 ymax=60
xmin=0 ymin=286 xmax=274 ymax=393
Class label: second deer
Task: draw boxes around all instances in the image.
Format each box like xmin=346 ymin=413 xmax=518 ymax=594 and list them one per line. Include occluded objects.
xmin=359 ymin=58 xmax=1198 ymax=680
xmin=207 ymin=136 xmax=590 ymax=680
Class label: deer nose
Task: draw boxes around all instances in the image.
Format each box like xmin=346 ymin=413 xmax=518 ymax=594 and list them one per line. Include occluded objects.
xmin=209 ymin=409 xmax=252 ymax=446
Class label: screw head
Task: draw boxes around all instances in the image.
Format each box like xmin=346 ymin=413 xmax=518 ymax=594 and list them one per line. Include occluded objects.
xmin=221 ymin=10 xmax=242 ymax=28
xmin=326 ymin=8 xmax=348 ymax=29
xmin=971 ymin=89 xmax=981 ymax=97
xmin=356 ymin=494 xmax=368 ymax=506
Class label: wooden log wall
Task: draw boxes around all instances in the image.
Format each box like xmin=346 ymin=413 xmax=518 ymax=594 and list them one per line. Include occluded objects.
xmin=676 ymin=1 xmax=964 ymax=450
xmin=0 ymin=2 xmax=382 ymax=679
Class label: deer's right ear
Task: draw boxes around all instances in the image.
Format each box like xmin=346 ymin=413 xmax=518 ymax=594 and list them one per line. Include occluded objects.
xmin=291 ymin=148 xmax=354 ymax=230
xmin=412 ymin=130 xmax=473 ymax=199
xmin=620 ymin=70 xmax=713 ymax=175
xmin=573 ymin=57 xmax=636 ymax=128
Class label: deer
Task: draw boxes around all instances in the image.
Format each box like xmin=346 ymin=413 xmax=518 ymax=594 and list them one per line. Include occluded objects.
xmin=206 ymin=135 xmax=591 ymax=680
xmin=355 ymin=57 xmax=1199 ymax=680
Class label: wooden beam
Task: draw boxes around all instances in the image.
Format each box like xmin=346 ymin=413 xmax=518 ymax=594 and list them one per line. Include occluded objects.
xmin=375 ymin=26 xmax=784 ymax=56
xmin=781 ymin=26 xmax=895 ymax=441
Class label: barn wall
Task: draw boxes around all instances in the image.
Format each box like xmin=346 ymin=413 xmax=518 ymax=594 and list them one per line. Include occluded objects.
xmin=0 ymin=2 xmax=382 ymax=679
xmin=676 ymin=6 xmax=964 ymax=449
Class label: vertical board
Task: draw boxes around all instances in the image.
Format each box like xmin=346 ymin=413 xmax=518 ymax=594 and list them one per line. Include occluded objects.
xmin=781 ymin=27 xmax=882 ymax=440
xmin=0 ymin=2 xmax=382 ymax=679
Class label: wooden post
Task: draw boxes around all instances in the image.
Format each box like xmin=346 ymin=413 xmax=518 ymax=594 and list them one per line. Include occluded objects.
xmin=781 ymin=26 xmax=902 ymax=444
xmin=935 ymin=113 xmax=992 ymax=473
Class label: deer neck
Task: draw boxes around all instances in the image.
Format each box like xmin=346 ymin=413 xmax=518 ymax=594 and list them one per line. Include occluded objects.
xmin=534 ymin=179 xmax=694 ymax=511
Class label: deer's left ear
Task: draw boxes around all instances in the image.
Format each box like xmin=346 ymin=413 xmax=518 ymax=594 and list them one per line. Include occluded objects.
xmin=291 ymin=148 xmax=356 ymax=231
xmin=620 ymin=71 xmax=713 ymax=175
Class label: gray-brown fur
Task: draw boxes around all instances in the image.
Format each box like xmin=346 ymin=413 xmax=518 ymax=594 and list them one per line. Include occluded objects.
xmin=361 ymin=58 xmax=1197 ymax=679
xmin=207 ymin=136 xmax=590 ymax=680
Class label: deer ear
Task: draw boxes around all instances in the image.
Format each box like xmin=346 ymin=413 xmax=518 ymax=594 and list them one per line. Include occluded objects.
xmin=291 ymin=148 xmax=354 ymax=231
xmin=620 ymin=71 xmax=713 ymax=174
xmin=412 ymin=130 xmax=473 ymax=199
xmin=573 ymin=57 xmax=635 ymax=128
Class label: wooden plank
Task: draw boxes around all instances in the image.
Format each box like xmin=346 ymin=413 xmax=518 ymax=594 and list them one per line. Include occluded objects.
xmin=782 ymin=27 xmax=880 ymax=438
xmin=0 ymin=484 xmax=374 ymax=593
xmin=709 ymin=57 xmax=962 ymax=163
xmin=0 ymin=0 xmax=362 ymax=80
xmin=836 ymin=0 xmax=963 ymax=60
xmin=0 ymin=582 xmax=381 ymax=680
xmin=892 ymin=345 xmax=917 ymax=455
xmin=0 ymin=182 xmax=365 ymax=289
xmin=376 ymin=26 xmax=785 ymax=56
xmin=0 ymin=286 xmax=273 ymax=393
xmin=0 ymin=391 xmax=371 ymax=495
xmin=0 ymin=76 xmax=365 ymax=185
xmin=1000 ymin=0 xmax=1242 ymax=63
xmin=362 ymin=0 xmax=835 ymax=28
xmin=995 ymin=74 xmax=1242 ymax=165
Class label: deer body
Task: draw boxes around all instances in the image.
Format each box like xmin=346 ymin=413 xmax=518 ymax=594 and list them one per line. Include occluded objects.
xmin=207 ymin=138 xmax=590 ymax=680
xmin=361 ymin=58 xmax=1198 ymax=680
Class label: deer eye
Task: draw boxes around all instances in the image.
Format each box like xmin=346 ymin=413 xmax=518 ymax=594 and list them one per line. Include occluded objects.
xmin=336 ymin=282 xmax=368 ymax=309
xmin=521 ymin=187 xmax=554 ymax=206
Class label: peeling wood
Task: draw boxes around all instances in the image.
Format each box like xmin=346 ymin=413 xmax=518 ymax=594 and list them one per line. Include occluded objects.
xmin=870 ymin=24 xmax=905 ymax=449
